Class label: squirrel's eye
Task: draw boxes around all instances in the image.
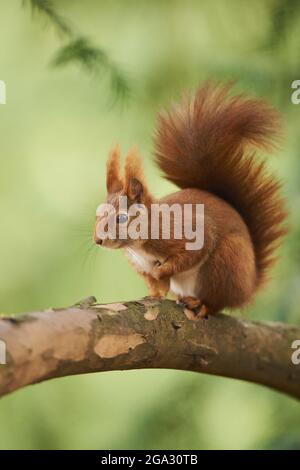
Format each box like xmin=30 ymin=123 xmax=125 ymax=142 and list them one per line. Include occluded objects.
xmin=116 ymin=213 xmax=128 ymax=224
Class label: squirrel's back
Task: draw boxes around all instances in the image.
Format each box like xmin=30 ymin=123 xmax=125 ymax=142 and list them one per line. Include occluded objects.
xmin=154 ymin=82 xmax=287 ymax=288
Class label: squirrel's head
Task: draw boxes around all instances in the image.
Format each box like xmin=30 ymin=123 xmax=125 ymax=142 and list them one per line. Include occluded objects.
xmin=93 ymin=145 xmax=153 ymax=249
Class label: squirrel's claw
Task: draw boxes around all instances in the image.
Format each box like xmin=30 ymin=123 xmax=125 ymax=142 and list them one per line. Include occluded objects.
xmin=177 ymin=296 xmax=209 ymax=320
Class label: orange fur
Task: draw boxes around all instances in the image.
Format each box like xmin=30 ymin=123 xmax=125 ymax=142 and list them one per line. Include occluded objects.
xmin=142 ymin=273 xmax=169 ymax=298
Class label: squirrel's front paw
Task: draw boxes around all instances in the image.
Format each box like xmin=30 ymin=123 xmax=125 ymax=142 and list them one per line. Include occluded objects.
xmin=152 ymin=260 xmax=171 ymax=280
xmin=151 ymin=261 xmax=166 ymax=280
xmin=152 ymin=265 xmax=163 ymax=280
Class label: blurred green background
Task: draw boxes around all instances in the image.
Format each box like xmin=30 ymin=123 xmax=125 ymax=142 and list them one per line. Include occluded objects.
xmin=0 ymin=0 xmax=300 ymax=450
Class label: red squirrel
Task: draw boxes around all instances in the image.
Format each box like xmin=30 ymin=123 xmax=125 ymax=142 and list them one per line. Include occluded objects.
xmin=94 ymin=83 xmax=287 ymax=317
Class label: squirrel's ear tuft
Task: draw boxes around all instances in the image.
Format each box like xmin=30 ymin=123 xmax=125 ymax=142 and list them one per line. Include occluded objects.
xmin=106 ymin=144 xmax=123 ymax=194
xmin=124 ymin=148 xmax=145 ymax=202
xmin=127 ymin=177 xmax=143 ymax=202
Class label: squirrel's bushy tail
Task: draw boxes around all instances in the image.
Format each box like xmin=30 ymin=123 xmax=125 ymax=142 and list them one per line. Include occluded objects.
xmin=154 ymin=82 xmax=287 ymax=287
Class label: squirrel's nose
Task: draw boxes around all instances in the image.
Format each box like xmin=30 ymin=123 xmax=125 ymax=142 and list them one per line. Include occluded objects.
xmin=93 ymin=232 xmax=103 ymax=246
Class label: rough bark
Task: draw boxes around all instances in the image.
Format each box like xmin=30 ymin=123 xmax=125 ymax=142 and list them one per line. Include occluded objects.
xmin=0 ymin=298 xmax=299 ymax=399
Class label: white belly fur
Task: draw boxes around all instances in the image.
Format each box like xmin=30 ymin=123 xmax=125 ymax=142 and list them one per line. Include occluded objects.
xmin=170 ymin=263 xmax=200 ymax=298
xmin=125 ymin=247 xmax=158 ymax=274
xmin=125 ymin=247 xmax=200 ymax=297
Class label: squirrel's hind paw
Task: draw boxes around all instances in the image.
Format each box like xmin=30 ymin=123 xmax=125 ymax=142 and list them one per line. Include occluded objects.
xmin=177 ymin=296 xmax=209 ymax=320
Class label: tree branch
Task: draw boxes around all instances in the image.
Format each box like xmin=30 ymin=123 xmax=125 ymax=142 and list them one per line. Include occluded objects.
xmin=0 ymin=298 xmax=299 ymax=399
